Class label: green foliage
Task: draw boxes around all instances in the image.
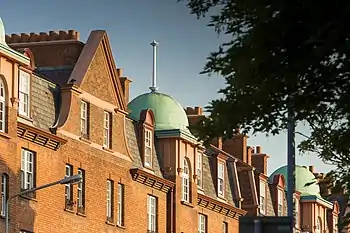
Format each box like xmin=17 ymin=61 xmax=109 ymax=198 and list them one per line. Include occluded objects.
xmin=183 ymin=0 xmax=350 ymax=228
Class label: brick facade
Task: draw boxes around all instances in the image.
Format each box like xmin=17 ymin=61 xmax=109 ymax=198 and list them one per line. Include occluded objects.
xmin=0 ymin=22 xmax=249 ymax=233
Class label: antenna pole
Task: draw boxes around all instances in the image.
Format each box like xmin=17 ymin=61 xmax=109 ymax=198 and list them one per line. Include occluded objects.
xmin=150 ymin=40 xmax=159 ymax=92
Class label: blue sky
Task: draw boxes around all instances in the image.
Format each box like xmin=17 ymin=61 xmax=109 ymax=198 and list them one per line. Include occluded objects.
xmin=1 ymin=0 xmax=334 ymax=174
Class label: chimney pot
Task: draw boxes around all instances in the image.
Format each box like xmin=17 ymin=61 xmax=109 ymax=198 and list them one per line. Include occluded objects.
xmin=256 ymin=146 xmax=262 ymax=153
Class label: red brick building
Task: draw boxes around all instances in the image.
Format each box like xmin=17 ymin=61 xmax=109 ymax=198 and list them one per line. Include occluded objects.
xmin=0 ymin=17 xmax=253 ymax=233
xmin=0 ymin=16 xmax=340 ymax=233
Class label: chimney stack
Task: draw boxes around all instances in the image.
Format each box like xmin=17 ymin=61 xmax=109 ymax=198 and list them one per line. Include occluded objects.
xmin=251 ymin=145 xmax=269 ymax=174
xmin=222 ymin=134 xmax=249 ymax=164
xmin=308 ymin=165 xmax=315 ymax=173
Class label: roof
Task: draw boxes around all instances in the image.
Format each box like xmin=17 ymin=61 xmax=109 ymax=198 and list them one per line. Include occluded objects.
xmin=269 ymin=165 xmax=320 ymax=196
xmin=128 ymin=92 xmax=191 ymax=133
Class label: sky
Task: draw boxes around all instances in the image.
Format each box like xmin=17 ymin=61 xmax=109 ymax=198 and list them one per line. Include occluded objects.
xmin=0 ymin=0 xmax=334 ymax=174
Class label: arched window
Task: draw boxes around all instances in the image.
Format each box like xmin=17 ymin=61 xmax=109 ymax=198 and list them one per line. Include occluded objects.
xmin=0 ymin=78 xmax=5 ymax=132
xmin=182 ymin=158 xmax=190 ymax=202
xmin=315 ymin=217 xmax=322 ymax=233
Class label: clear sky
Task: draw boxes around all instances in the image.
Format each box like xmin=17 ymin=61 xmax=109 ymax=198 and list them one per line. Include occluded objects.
xmin=1 ymin=0 xmax=334 ymax=174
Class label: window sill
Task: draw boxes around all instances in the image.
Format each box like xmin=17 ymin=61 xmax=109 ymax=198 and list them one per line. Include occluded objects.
xmin=181 ymin=201 xmax=194 ymax=208
xmin=64 ymin=208 xmax=75 ymax=214
xmin=0 ymin=132 xmax=11 ymax=140
xmin=217 ymin=196 xmax=227 ymax=203
xmin=105 ymin=221 xmax=115 ymax=226
xmin=116 ymin=224 xmax=126 ymax=229
xmin=79 ymin=137 xmax=91 ymax=144
xmin=102 ymin=146 xmax=113 ymax=153
xmin=76 ymin=212 xmax=86 ymax=217
xmin=18 ymin=114 xmax=34 ymax=123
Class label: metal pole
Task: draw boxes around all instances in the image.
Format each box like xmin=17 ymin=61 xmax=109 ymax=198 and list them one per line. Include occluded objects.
xmin=150 ymin=40 xmax=159 ymax=92
xmin=287 ymin=98 xmax=296 ymax=229
xmin=5 ymin=180 xmax=61 ymax=233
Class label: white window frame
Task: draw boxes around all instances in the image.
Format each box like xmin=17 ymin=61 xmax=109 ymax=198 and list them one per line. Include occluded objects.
xmin=65 ymin=164 xmax=72 ymax=202
xmin=117 ymin=183 xmax=124 ymax=226
xmin=103 ymin=111 xmax=111 ymax=148
xmin=218 ymin=162 xmax=225 ymax=197
xmin=147 ymin=195 xmax=157 ymax=232
xmin=106 ymin=180 xmax=113 ymax=220
xmin=21 ymin=149 xmax=34 ymax=190
xmin=144 ymin=129 xmax=152 ymax=167
xmin=18 ymin=70 xmax=30 ymax=117
xmin=77 ymin=169 xmax=84 ymax=209
xmin=198 ymin=214 xmax=207 ymax=233
xmin=182 ymin=159 xmax=190 ymax=202
xmin=259 ymin=180 xmax=266 ymax=214
xmin=1 ymin=173 xmax=8 ymax=217
xmin=196 ymin=153 xmax=202 ymax=188
xmin=80 ymin=101 xmax=88 ymax=136
xmin=0 ymin=79 xmax=5 ymax=132
xmin=278 ymin=189 xmax=283 ymax=216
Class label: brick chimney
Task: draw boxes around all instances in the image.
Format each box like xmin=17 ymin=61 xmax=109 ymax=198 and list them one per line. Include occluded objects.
xmin=309 ymin=165 xmax=315 ymax=174
xmin=185 ymin=106 xmax=206 ymax=136
xmin=118 ymin=69 xmax=132 ymax=104
xmin=222 ymin=133 xmax=249 ymax=164
xmin=251 ymin=146 xmax=269 ymax=174
xmin=211 ymin=137 xmax=223 ymax=150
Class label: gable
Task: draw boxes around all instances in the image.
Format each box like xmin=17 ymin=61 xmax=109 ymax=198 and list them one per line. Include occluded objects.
xmin=69 ymin=30 xmax=127 ymax=111
xmin=80 ymin=44 xmax=118 ymax=105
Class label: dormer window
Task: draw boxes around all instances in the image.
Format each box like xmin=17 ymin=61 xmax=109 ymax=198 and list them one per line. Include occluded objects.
xmin=182 ymin=158 xmax=190 ymax=202
xmin=217 ymin=162 xmax=225 ymax=197
xmin=144 ymin=129 xmax=152 ymax=167
xmin=196 ymin=152 xmax=203 ymax=188
xmin=18 ymin=70 xmax=30 ymax=117
xmin=278 ymin=189 xmax=283 ymax=216
xmin=80 ymin=101 xmax=89 ymax=138
xmin=259 ymin=180 xmax=266 ymax=214
xmin=103 ymin=111 xmax=112 ymax=148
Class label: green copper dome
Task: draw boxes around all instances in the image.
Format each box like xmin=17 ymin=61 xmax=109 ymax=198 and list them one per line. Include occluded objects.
xmin=128 ymin=92 xmax=190 ymax=132
xmin=0 ymin=17 xmax=7 ymax=46
xmin=269 ymin=165 xmax=320 ymax=196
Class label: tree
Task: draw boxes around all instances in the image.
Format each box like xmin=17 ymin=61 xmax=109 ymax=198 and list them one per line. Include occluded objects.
xmin=182 ymin=0 xmax=350 ymax=228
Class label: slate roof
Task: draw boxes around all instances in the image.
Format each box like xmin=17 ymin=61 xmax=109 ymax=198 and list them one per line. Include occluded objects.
xmin=31 ymin=73 xmax=60 ymax=132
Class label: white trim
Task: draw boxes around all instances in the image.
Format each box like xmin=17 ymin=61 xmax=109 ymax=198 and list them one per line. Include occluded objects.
xmin=117 ymin=183 xmax=124 ymax=226
xmin=144 ymin=129 xmax=152 ymax=167
xmin=106 ymin=180 xmax=113 ymax=219
xmin=0 ymin=79 xmax=5 ymax=132
xmin=18 ymin=70 xmax=30 ymax=117
xmin=196 ymin=153 xmax=202 ymax=188
xmin=147 ymin=195 xmax=157 ymax=231
xmin=21 ymin=149 xmax=34 ymax=190
xmin=218 ymin=162 xmax=225 ymax=197
xmin=198 ymin=214 xmax=206 ymax=233
xmin=182 ymin=159 xmax=190 ymax=202
xmin=103 ymin=111 xmax=111 ymax=148
xmin=80 ymin=101 xmax=88 ymax=136
xmin=1 ymin=174 xmax=7 ymax=217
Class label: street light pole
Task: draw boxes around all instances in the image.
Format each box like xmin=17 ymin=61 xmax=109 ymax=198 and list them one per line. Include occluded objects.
xmin=5 ymin=174 xmax=82 ymax=233
xmin=287 ymin=97 xmax=296 ymax=228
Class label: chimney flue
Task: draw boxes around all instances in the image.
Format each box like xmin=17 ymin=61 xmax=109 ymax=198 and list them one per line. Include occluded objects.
xmin=309 ymin=165 xmax=314 ymax=173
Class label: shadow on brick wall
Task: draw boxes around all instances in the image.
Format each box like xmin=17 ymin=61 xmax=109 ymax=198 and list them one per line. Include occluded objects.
xmin=0 ymin=158 xmax=36 ymax=233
